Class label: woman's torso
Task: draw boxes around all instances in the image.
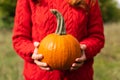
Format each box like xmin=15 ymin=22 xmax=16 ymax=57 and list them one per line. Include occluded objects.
xmin=24 ymin=0 xmax=93 ymax=80
xmin=30 ymin=0 xmax=89 ymax=42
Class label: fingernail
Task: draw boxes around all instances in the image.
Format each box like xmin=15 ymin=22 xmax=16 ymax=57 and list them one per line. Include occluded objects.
xmin=38 ymin=54 xmax=43 ymax=58
xmin=70 ymin=67 xmax=74 ymax=71
xmin=34 ymin=42 xmax=39 ymax=47
xmin=80 ymin=44 xmax=86 ymax=50
xmin=43 ymin=63 xmax=47 ymax=66
xmin=75 ymin=58 xmax=79 ymax=61
xmin=46 ymin=68 xmax=50 ymax=71
xmin=72 ymin=63 xmax=76 ymax=67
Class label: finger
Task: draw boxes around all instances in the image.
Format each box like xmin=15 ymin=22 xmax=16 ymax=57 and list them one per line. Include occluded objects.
xmin=72 ymin=62 xmax=83 ymax=68
xmin=32 ymin=54 xmax=43 ymax=60
xmin=34 ymin=42 xmax=40 ymax=48
xmin=34 ymin=60 xmax=51 ymax=71
xmin=75 ymin=53 xmax=86 ymax=62
xmin=33 ymin=47 xmax=38 ymax=54
xmin=70 ymin=67 xmax=79 ymax=71
xmin=40 ymin=67 xmax=51 ymax=71
xmin=80 ymin=44 xmax=87 ymax=50
xmin=75 ymin=57 xmax=85 ymax=63
xmin=70 ymin=62 xmax=83 ymax=71
xmin=34 ymin=60 xmax=48 ymax=67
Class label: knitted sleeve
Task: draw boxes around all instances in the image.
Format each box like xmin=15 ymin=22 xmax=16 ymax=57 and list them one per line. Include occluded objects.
xmin=12 ymin=0 xmax=34 ymax=63
xmin=80 ymin=0 xmax=105 ymax=59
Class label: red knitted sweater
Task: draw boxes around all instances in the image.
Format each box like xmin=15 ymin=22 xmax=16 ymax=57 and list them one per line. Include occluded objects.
xmin=12 ymin=0 xmax=104 ymax=80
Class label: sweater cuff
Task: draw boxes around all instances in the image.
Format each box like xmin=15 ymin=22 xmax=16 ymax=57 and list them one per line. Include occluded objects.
xmin=21 ymin=43 xmax=35 ymax=63
xmin=83 ymin=44 xmax=93 ymax=60
xmin=25 ymin=53 xmax=34 ymax=63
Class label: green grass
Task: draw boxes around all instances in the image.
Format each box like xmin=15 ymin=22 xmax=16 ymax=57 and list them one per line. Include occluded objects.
xmin=0 ymin=29 xmax=24 ymax=80
xmin=0 ymin=22 xmax=120 ymax=80
xmin=94 ymin=22 xmax=120 ymax=80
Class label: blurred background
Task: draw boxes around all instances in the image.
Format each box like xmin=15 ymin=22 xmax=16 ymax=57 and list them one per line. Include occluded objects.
xmin=0 ymin=0 xmax=120 ymax=80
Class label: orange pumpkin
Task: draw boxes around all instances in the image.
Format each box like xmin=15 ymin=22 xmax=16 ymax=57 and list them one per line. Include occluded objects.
xmin=38 ymin=9 xmax=82 ymax=70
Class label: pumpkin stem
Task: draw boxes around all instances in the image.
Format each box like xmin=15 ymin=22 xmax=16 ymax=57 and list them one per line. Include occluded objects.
xmin=50 ymin=9 xmax=66 ymax=35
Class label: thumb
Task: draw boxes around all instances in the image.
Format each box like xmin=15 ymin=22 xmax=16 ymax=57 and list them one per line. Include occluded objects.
xmin=80 ymin=44 xmax=87 ymax=50
xmin=80 ymin=44 xmax=87 ymax=56
xmin=34 ymin=42 xmax=40 ymax=48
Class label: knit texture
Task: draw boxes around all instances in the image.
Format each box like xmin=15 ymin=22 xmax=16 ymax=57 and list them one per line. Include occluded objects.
xmin=12 ymin=0 xmax=104 ymax=80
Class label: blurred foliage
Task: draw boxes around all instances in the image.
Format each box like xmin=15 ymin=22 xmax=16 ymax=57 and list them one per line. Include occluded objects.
xmin=0 ymin=0 xmax=120 ymax=29
xmin=99 ymin=0 xmax=120 ymax=22
xmin=0 ymin=0 xmax=16 ymax=29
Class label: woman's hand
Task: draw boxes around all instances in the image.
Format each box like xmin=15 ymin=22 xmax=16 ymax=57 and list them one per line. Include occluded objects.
xmin=32 ymin=42 xmax=51 ymax=71
xmin=70 ymin=44 xmax=87 ymax=71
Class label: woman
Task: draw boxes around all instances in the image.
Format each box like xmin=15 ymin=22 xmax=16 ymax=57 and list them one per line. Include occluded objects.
xmin=12 ymin=0 xmax=105 ymax=80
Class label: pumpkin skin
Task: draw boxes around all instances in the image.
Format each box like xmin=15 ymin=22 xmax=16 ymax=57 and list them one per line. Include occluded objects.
xmin=38 ymin=9 xmax=82 ymax=70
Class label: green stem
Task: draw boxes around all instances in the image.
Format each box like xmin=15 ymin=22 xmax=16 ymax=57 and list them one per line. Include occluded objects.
xmin=50 ymin=9 xmax=66 ymax=35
